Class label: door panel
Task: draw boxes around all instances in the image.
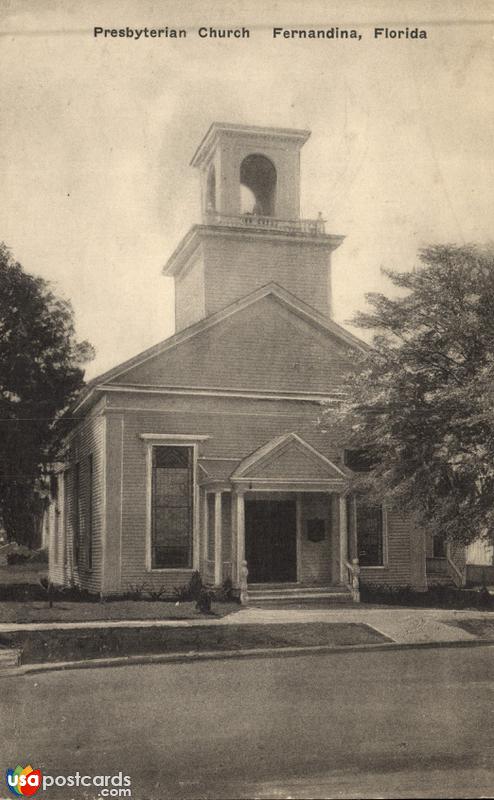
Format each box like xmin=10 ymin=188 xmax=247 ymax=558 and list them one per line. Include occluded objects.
xmin=245 ymin=499 xmax=297 ymax=583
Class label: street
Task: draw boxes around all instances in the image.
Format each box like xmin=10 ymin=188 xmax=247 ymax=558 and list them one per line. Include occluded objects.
xmin=1 ymin=646 xmax=494 ymax=799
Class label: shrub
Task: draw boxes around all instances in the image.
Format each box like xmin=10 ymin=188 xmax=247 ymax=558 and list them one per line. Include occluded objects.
xmin=361 ymin=581 xmax=494 ymax=609
xmin=7 ymin=552 xmax=29 ymax=565
xmin=29 ymin=548 xmax=49 ymax=564
xmin=124 ymin=583 xmax=147 ymax=601
xmin=214 ymin=577 xmax=237 ymax=603
xmin=173 ymin=571 xmax=203 ymax=602
xmin=196 ymin=587 xmax=214 ymax=614
xmin=146 ymin=585 xmax=168 ymax=602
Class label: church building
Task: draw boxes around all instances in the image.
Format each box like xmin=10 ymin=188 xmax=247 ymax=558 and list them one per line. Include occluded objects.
xmin=47 ymin=122 xmax=438 ymax=601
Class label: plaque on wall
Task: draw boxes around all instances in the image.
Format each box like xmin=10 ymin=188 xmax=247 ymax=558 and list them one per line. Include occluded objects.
xmin=306 ymin=518 xmax=326 ymax=543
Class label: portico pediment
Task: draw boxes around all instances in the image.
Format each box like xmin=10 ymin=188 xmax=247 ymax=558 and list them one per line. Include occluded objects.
xmin=231 ymin=433 xmax=347 ymax=486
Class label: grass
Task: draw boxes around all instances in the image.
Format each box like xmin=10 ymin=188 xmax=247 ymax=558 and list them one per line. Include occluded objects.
xmin=0 ymin=600 xmax=240 ymax=624
xmin=0 ymin=622 xmax=391 ymax=665
xmin=445 ymin=618 xmax=494 ymax=639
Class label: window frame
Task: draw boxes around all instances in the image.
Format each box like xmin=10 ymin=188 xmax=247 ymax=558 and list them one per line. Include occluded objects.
xmin=142 ymin=435 xmax=207 ymax=573
xmin=355 ymin=498 xmax=388 ymax=569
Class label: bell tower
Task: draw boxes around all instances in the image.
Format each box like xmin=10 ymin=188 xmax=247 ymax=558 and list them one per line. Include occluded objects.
xmin=163 ymin=123 xmax=344 ymax=331
xmin=192 ymin=122 xmax=309 ymax=220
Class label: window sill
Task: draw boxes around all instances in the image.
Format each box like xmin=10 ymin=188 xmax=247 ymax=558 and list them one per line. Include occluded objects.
xmin=360 ymin=565 xmax=388 ymax=570
xmin=147 ymin=568 xmax=194 ymax=573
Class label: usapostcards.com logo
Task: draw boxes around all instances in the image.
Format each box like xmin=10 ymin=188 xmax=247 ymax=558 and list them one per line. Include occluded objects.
xmin=6 ymin=766 xmax=132 ymax=797
xmin=6 ymin=765 xmax=41 ymax=796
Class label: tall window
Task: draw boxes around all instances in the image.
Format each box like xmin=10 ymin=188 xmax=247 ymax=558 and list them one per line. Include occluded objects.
xmin=87 ymin=454 xmax=93 ymax=570
xmin=356 ymin=499 xmax=384 ymax=567
xmin=151 ymin=446 xmax=193 ymax=569
xmin=73 ymin=462 xmax=80 ymax=567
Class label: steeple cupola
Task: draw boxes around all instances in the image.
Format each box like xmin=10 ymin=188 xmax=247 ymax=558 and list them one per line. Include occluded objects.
xmin=163 ymin=123 xmax=344 ymax=331
xmin=191 ymin=122 xmax=310 ymax=220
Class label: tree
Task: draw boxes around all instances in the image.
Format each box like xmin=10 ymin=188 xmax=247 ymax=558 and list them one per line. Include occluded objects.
xmin=0 ymin=243 xmax=94 ymax=547
xmin=321 ymin=243 xmax=494 ymax=547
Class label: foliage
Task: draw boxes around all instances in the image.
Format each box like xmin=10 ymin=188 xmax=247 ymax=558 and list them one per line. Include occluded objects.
xmin=125 ymin=583 xmax=147 ymax=601
xmin=145 ymin=584 xmax=168 ymax=601
xmin=6 ymin=551 xmax=29 ymax=565
xmin=0 ymin=243 xmax=94 ymax=547
xmin=173 ymin=570 xmax=204 ymax=602
xmin=361 ymin=582 xmax=493 ymax=610
xmin=215 ymin=577 xmax=236 ymax=602
xmin=321 ymin=244 xmax=494 ymax=547
xmin=195 ymin=587 xmax=214 ymax=614
xmin=173 ymin=571 xmax=217 ymax=613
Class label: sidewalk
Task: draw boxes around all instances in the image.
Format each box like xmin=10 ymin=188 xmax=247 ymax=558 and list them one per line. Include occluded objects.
xmin=0 ymin=604 xmax=491 ymax=644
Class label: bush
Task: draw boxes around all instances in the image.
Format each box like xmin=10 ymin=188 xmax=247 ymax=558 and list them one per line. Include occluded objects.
xmin=29 ymin=548 xmax=49 ymax=564
xmin=196 ymin=587 xmax=214 ymax=614
xmin=124 ymin=583 xmax=147 ymax=601
xmin=7 ymin=552 xmax=30 ymax=565
xmin=361 ymin=582 xmax=494 ymax=609
xmin=173 ymin=571 xmax=204 ymax=602
xmin=146 ymin=585 xmax=168 ymax=601
xmin=214 ymin=577 xmax=238 ymax=603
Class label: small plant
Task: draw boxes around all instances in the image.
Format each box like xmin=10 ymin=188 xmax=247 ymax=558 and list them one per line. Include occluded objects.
xmin=173 ymin=571 xmax=203 ymax=602
xmin=126 ymin=583 xmax=147 ymax=601
xmin=146 ymin=584 xmax=168 ymax=601
xmin=39 ymin=577 xmax=55 ymax=609
xmin=7 ymin=552 xmax=29 ymax=565
xmin=215 ymin=577 xmax=235 ymax=602
xmin=196 ymin=586 xmax=214 ymax=614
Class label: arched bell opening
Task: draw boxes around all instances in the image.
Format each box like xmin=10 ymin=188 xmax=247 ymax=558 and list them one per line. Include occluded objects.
xmin=240 ymin=154 xmax=277 ymax=216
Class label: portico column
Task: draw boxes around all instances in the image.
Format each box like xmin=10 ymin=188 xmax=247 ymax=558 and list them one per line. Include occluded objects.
xmin=236 ymin=491 xmax=245 ymax=584
xmin=214 ymin=491 xmax=223 ymax=586
xmin=202 ymin=490 xmax=209 ymax=570
xmin=339 ymin=494 xmax=348 ymax=583
xmin=350 ymin=495 xmax=358 ymax=560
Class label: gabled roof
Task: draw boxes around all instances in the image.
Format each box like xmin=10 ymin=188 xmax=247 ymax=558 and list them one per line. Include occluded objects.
xmin=231 ymin=432 xmax=347 ymax=483
xmin=75 ymin=283 xmax=368 ymax=414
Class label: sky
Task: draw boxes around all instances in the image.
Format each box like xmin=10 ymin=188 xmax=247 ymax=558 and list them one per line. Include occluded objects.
xmin=1 ymin=0 xmax=493 ymax=379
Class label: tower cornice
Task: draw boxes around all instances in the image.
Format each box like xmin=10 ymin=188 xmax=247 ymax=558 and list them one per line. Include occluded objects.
xmin=190 ymin=122 xmax=311 ymax=168
xmin=162 ymin=223 xmax=344 ymax=278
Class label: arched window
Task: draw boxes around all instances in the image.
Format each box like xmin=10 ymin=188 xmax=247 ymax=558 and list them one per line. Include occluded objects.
xmin=240 ymin=154 xmax=276 ymax=216
xmin=206 ymin=165 xmax=216 ymax=211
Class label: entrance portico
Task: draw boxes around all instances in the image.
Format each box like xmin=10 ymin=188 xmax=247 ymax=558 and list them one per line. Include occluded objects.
xmin=199 ymin=433 xmax=357 ymax=597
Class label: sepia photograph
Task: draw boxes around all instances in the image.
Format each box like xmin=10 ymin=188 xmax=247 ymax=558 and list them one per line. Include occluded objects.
xmin=0 ymin=1 xmax=493 ymax=798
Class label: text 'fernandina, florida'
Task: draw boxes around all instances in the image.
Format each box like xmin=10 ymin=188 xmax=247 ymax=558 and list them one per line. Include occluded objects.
xmin=93 ymin=26 xmax=428 ymax=41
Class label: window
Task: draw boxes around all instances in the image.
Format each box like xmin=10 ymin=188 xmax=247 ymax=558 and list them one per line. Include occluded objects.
xmin=73 ymin=462 xmax=80 ymax=567
xmin=344 ymin=449 xmax=376 ymax=472
xmin=151 ymin=446 xmax=193 ymax=569
xmin=87 ymin=454 xmax=93 ymax=570
xmin=356 ymin=499 xmax=384 ymax=567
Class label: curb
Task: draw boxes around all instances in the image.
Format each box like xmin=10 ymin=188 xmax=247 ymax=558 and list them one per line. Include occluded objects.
xmin=2 ymin=637 xmax=494 ymax=677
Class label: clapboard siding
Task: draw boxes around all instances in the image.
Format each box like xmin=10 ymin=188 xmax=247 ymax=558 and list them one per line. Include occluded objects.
xmin=203 ymin=236 xmax=332 ymax=320
xmin=298 ymin=494 xmax=334 ymax=584
xmin=49 ymin=410 xmax=105 ymax=594
xmin=360 ymin=510 xmax=418 ymax=587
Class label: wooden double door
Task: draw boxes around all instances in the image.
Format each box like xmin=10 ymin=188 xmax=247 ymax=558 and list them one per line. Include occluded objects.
xmin=245 ymin=498 xmax=297 ymax=583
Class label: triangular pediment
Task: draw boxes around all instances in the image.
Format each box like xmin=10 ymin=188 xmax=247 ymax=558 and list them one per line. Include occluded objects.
xmin=75 ymin=284 xmax=367 ymax=413
xmin=232 ymin=433 xmax=347 ymax=483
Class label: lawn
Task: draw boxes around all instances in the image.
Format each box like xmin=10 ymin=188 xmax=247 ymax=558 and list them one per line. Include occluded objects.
xmin=0 ymin=622 xmax=391 ymax=664
xmin=445 ymin=617 xmax=494 ymax=639
xmin=0 ymin=599 xmax=239 ymax=624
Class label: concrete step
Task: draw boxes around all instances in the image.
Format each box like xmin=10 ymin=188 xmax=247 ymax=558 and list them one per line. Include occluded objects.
xmin=247 ymin=585 xmax=354 ymax=605
xmin=0 ymin=647 xmax=21 ymax=669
